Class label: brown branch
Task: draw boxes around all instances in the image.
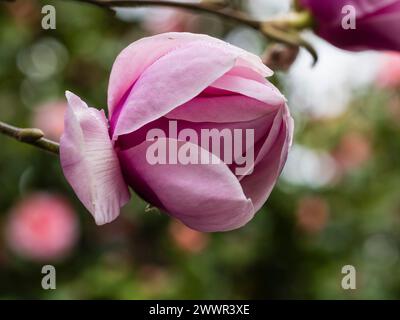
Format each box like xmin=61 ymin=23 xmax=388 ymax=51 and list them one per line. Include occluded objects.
xmin=0 ymin=121 xmax=60 ymax=155
xmin=72 ymin=0 xmax=318 ymax=64
xmin=76 ymin=0 xmax=260 ymax=27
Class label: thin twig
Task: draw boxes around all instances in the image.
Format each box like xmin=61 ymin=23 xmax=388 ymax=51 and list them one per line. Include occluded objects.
xmin=0 ymin=121 xmax=60 ymax=155
xmin=75 ymin=0 xmax=260 ymax=27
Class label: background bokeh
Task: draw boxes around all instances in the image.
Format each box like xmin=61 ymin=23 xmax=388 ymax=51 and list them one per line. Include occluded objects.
xmin=1 ymin=0 xmax=400 ymax=299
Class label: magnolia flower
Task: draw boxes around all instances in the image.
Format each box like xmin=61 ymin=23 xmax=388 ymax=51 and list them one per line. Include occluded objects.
xmin=300 ymin=0 xmax=400 ymax=51
xmin=60 ymin=32 xmax=293 ymax=232
xmin=5 ymin=193 xmax=79 ymax=261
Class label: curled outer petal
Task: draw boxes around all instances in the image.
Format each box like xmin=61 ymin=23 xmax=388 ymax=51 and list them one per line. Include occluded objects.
xmin=60 ymin=91 xmax=130 ymax=225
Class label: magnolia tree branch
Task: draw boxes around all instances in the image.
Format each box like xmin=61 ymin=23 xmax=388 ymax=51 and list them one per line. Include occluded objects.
xmin=73 ymin=0 xmax=318 ymax=64
xmin=0 ymin=121 xmax=60 ymax=155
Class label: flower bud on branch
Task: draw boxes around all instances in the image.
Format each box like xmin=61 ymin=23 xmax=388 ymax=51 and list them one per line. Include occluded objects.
xmin=262 ymin=44 xmax=299 ymax=72
xmin=0 ymin=121 xmax=59 ymax=155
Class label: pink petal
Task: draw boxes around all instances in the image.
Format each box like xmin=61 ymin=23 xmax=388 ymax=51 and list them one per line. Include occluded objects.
xmin=211 ymin=74 xmax=286 ymax=106
xmin=111 ymin=41 xmax=231 ymax=139
xmin=108 ymin=32 xmax=272 ymax=119
xmin=115 ymin=112 xmax=277 ymax=168
xmin=165 ymin=94 xmax=278 ymax=123
xmin=118 ymin=138 xmax=254 ymax=232
xmin=239 ymin=105 xmax=293 ymax=211
xmin=60 ymin=91 xmax=130 ymax=225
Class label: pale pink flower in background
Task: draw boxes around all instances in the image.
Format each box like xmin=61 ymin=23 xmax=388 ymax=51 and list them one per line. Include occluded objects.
xmin=115 ymin=0 xmax=199 ymax=34
xmin=296 ymin=196 xmax=329 ymax=234
xmin=300 ymin=0 xmax=400 ymax=51
xmin=5 ymin=193 xmax=79 ymax=261
xmin=169 ymin=220 xmax=209 ymax=253
xmin=142 ymin=8 xmax=197 ymax=34
xmin=32 ymin=100 xmax=67 ymax=141
xmin=377 ymin=53 xmax=400 ymax=89
xmin=60 ymin=32 xmax=293 ymax=232
xmin=332 ymin=131 xmax=372 ymax=173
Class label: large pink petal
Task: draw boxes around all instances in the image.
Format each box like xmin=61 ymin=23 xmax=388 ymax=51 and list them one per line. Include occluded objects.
xmin=60 ymin=91 xmax=130 ymax=225
xmin=108 ymin=32 xmax=273 ymax=121
xmin=110 ymin=42 xmax=231 ymax=138
xmin=111 ymin=38 xmax=273 ymax=139
xmin=118 ymin=138 xmax=254 ymax=232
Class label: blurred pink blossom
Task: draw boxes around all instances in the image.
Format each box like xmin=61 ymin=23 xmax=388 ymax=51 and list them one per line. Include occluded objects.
xmin=6 ymin=0 xmax=40 ymax=27
xmin=332 ymin=131 xmax=372 ymax=173
xmin=32 ymin=100 xmax=67 ymax=141
xmin=169 ymin=220 xmax=209 ymax=253
xmin=296 ymin=196 xmax=329 ymax=234
xmin=142 ymin=8 xmax=197 ymax=34
xmin=116 ymin=0 xmax=200 ymax=34
xmin=377 ymin=53 xmax=400 ymax=89
xmin=5 ymin=193 xmax=79 ymax=262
